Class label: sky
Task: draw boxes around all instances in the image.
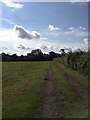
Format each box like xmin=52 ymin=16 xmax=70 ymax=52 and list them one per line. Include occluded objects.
xmin=0 ymin=0 xmax=88 ymax=55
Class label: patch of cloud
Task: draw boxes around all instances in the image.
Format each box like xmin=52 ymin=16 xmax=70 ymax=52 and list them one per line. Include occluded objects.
xmin=59 ymin=46 xmax=73 ymax=53
xmin=40 ymin=37 xmax=47 ymax=41
xmin=69 ymin=26 xmax=86 ymax=31
xmin=17 ymin=44 xmax=31 ymax=50
xmin=85 ymin=39 xmax=89 ymax=51
xmin=65 ymin=26 xmax=87 ymax=37
xmin=14 ymin=25 xmax=40 ymax=40
xmin=78 ymin=26 xmax=86 ymax=30
xmin=2 ymin=0 xmax=24 ymax=8
xmin=48 ymin=24 xmax=59 ymax=31
xmin=46 ymin=26 xmax=87 ymax=39
xmin=69 ymin=27 xmax=74 ymax=31
xmin=84 ymin=38 xmax=88 ymax=45
xmin=0 ymin=25 xmax=88 ymax=55
xmin=49 ymin=45 xmax=54 ymax=50
xmin=40 ymin=45 xmax=48 ymax=50
xmin=40 ymin=44 xmax=55 ymax=53
xmin=17 ymin=44 xmax=25 ymax=49
xmin=1 ymin=47 xmax=9 ymax=50
xmin=0 ymin=27 xmax=48 ymax=55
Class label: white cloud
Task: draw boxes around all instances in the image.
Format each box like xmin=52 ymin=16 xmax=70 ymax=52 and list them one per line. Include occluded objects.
xmin=0 ymin=25 xmax=88 ymax=55
xmin=14 ymin=25 xmax=40 ymax=40
xmin=84 ymin=38 xmax=88 ymax=45
xmin=48 ymin=24 xmax=59 ymax=31
xmin=40 ymin=37 xmax=47 ymax=41
xmin=0 ymin=26 xmax=49 ymax=55
xmin=78 ymin=26 xmax=86 ymax=30
xmin=84 ymin=38 xmax=88 ymax=44
xmin=40 ymin=45 xmax=48 ymax=50
xmin=47 ymin=26 xmax=87 ymax=38
xmin=17 ymin=44 xmax=25 ymax=49
xmin=17 ymin=44 xmax=31 ymax=50
xmin=65 ymin=26 xmax=87 ymax=37
xmin=69 ymin=26 xmax=86 ymax=31
xmin=2 ymin=0 xmax=23 ymax=8
xmin=69 ymin=27 xmax=74 ymax=31
xmin=40 ymin=45 xmax=54 ymax=52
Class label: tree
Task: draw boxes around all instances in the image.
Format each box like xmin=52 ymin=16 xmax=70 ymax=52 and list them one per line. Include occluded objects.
xmin=2 ymin=53 xmax=11 ymax=61
xmin=60 ymin=49 xmax=65 ymax=56
xmin=11 ymin=54 xmax=18 ymax=61
xmin=49 ymin=51 xmax=58 ymax=60
xmin=31 ymin=49 xmax=42 ymax=55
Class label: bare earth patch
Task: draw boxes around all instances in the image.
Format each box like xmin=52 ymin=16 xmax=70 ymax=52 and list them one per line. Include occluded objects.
xmin=42 ymin=69 xmax=58 ymax=118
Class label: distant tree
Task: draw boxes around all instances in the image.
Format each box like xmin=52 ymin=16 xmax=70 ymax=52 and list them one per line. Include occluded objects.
xmin=20 ymin=55 xmax=24 ymax=61
xmin=49 ymin=51 xmax=59 ymax=60
xmin=43 ymin=54 xmax=50 ymax=61
xmin=1 ymin=49 xmax=60 ymax=61
xmin=11 ymin=54 xmax=18 ymax=61
xmin=26 ymin=53 xmax=32 ymax=61
xmin=60 ymin=49 xmax=66 ymax=56
xmin=2 ymin=53 xmax=7 ymax=61
xmin=2 ymin=53 xmax=11 ymax=61
xmin=30 ymin=49 xmax=43 ymax=61
xmin=31 ymin=49 xmax=42 ymax=55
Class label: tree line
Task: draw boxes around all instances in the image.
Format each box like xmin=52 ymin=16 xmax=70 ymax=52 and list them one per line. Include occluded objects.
xmin=56 ymin=49 xmax=88 ymax=75
xmin=1 ymin=48 xmax=88 ymax=75
xmin=1 ymin=49 xmax=62 ymax=61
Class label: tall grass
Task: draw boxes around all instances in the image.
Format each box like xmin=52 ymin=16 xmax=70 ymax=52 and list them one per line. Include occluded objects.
xmin=55 ymin=51 xmax=88 ymax=75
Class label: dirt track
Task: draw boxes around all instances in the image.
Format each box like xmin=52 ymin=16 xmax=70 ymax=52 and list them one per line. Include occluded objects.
xmin=42 ymin=63 xmax=88 ymax=118
xmin=55 ymin=63 xmax=88 ymax=108
xmin=42 ymin=69 xmax=57 ymax=118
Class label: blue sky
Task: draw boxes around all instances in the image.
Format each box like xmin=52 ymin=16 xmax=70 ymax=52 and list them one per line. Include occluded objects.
xmin=0 ymin=1 xmax=88 ymax=55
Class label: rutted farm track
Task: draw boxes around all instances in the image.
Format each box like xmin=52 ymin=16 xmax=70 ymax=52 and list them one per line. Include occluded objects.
xmin=42 ymin=61 xmax=88 ymax=118
xmin=55 ymin=62 xmax=88 ymax=108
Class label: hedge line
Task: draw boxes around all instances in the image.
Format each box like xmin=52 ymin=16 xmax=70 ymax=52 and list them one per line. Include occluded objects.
xmin=58 ymin=50 xmax=88 ymax=75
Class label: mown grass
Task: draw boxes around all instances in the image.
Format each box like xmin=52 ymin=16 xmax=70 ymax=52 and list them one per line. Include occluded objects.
xmin=51 ymin=61 xmax=88 ymax=118
xmin=2 ymin=62 xmax=50 ymax=118
xmin=54 ymin=58 xmax=88 ymax=88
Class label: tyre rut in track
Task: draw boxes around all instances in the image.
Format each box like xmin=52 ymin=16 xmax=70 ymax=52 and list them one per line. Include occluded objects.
xmin=55 ymin=62 xmax=88 ymax=108
xmin=42 ymin=69 xmax=58 ymax=118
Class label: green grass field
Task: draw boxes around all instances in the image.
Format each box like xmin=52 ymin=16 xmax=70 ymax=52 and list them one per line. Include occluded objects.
xmin=2 ymin=62 xmax=50 ymax=118
xmin=2 ymin=61 xmax=88 ymax=118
